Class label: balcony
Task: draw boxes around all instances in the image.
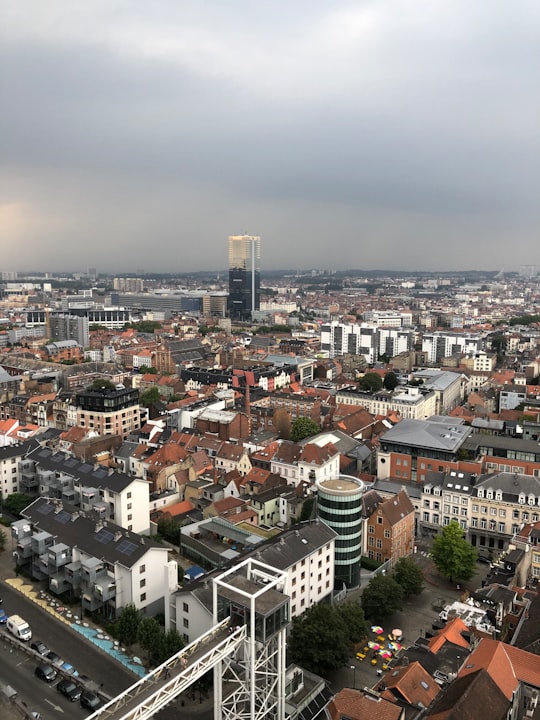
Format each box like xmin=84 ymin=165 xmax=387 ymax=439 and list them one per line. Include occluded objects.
xmin=65 ymin=561 xmax=81 ymax=587
xmin=82 ymin=592 xmax=104 ymax=613
xmin=94 ymin=581 xmax=116 ymax=602
xmin=50 ymin=574 xmax=71 ymax=595
xmin=31 ymin=531 xmax=54 ymax=556
xmin=15 ymin=536 xmax=33 ymax=560
xmin=47 ymin=543 xmax=72 ymax=569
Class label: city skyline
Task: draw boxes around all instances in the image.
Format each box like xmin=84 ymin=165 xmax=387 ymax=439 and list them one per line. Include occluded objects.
xmin=1 ymin=1 xmax=539 ymax=274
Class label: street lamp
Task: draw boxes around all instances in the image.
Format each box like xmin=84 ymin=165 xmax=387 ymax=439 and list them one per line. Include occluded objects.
xmin=350 ymin=665 xmax=356 ymax=689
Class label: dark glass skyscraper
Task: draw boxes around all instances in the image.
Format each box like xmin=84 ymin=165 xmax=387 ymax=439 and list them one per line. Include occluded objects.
xmin=227 ymin=234 xmax=261 ymax=320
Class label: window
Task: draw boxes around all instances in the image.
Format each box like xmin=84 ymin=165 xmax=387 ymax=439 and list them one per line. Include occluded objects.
xmin=384 ymin=530 xmax=391 ymax=538
xmin=127 ymin=491 xmax=132 ymax=499
xmin=140 ymin=565 xmax=146 ymax=573
xmin=183 ymin=618 xmax=189 ymax=628
xmin=140 ymin=579 xmax=146 ymax=588
xmin=127 ymin=503 xmax=132 ymax=510
xmin=183 ymin=603 xmax=188 ymax=613
xmin=472 ymin=504 xmax=479 ymax=513
xmin=490 ymin=508 xmax=497 ymax=516
xmin=376 ymin=539 xmax=382 ymax=549
xmin=368 ymin=525 xmax=375 ymax=534
xmin=498 ymin=523 xmax=505 ymax=533
xmin=499 ymin=509 xmax=506 ymax=518
xmin=377 ymin=517 xmax=383 ymax=524
xmin=140 ymin=593 xmax=146 ymax=602
xmin=368 ymin=537 xmax=374 ymax=547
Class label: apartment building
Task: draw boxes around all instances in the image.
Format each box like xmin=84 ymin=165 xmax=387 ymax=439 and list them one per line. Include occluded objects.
xmin=19 ymin=444 xmax=150 ymax=534
xmin=75 ymin=385 xmax=145 ymax=439
xmin=12 ymin=497 xmax=170 ymax=617
xmin=377 ymin=418 xmax=473 ymax=482
xmin=166 ymin=520 xmax=336 ymax=642
xmin=421 ymin=332 xmax=484 ymax=363
xmin=336 ymin=386 xmax=437 ymax=420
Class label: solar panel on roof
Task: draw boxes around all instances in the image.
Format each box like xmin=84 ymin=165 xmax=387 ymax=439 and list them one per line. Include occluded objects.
xmin=95 ymin=528 xmax=114 ymax=544
xmin=37 ymin=503 xmax=55 ymax=515
xmin=79 ymin=463 xmax=92 ymax=473
xmin=65 ymin=457 xmax=77 ymax=467
xmin=117 ymin=539 xmax=138 ymax=556
xmin=55 ymin=510 xmax=71 ymax=524
xmin=38 ymin=449 xmax=49 ymax=457
xmin=93 ymin=468 xmax=107 ymax=478
xmin=51 ymin=455 xmax=63 ymax=463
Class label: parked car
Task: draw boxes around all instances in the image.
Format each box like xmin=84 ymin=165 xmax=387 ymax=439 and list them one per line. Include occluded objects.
xmin=57 ymin=678 xmax=82 ymax=702
xmin=0 ymin=608 xmax=7 ymax=624
xmin=61 ymin=662 xmax=79 ymax=677
xmin=45 ymin=651 xmax=65 ymax=668
xmin=31 ymin=640 xmax=49 ymax=656
xmin=80 ymin=690 xmax=103 ymax=711
xmin=35 ymin=664 xmax=58 ymax=683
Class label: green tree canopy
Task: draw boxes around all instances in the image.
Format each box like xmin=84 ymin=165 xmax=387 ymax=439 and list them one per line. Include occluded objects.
xmin=2 ymin=492 xmax=33 ymax=517
xmin=140 ymin=386 xmax=161 ymax=407
xmin=290 ymin=417 xmax=320 ymax=442
xmin=287 ymin=604 xmax=350 ymax=676
xmin=431 ymin=521 xmax=477 ymax=582
xmin=88 ymin=379 xmax=116 ymax=391
xmin=116 ymin=604 xmax=141 ymax=646
xmin=138 ymin=365 xmax=158 ymax=375
xmin=138 ymin=617 xmax=163 ymax=664
xmin=392 ymin=557 xmax=425 ymax=599
xmin=383 ymin=372 xmax=399 ymax=391
xmin=359 ymin=372 xmax=384 ymax=392
xmin=361 ymin=572 xmax=404 ymax=620
xmin=337 ymin=600 xmax=368 ymax=645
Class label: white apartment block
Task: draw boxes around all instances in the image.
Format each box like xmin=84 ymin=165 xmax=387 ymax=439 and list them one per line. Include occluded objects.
xmin=12 ymin=499 xmax=169 ymax=617
xmin=165 ymin=521 xmax=337 ymax=643
xmin=336 ymin=386 xmax=437 ymax=420
xmin=362 ymin=310 xmax=413 ymax=327
xmin=422 ymin=332 xmax=484 ymax=364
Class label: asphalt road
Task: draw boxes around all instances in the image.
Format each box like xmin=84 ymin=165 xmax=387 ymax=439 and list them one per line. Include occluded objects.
xmin=0 ymin=582 xmax=136 ymax=700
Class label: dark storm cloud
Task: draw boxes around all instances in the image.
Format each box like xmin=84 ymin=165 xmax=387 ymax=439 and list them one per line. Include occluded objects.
xmin=1 ymin=0 xmax=539 ymax=272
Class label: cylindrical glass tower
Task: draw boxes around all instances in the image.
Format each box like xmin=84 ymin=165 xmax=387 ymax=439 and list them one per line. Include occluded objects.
xmin=316 ymin=475 xmax=365 ymax=589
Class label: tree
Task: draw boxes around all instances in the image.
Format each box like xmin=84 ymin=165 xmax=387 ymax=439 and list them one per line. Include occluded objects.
xmin=116 ymin=604 xmax=141 ymax=646
xmin=291 ymin=417 xmax=320 ymax=442
xmin=158 ymin=629 xmax=185 ymax=664
xmin=140 ymin=387 xmax=161 ymax=407
xmin=138 ymin=617 xmax=163 ymax=665
xmin=0 ymin=528 xmax=6 ymax=552
xmin=88 ymin=379 xmax=116 ymax=391
xmin=287 ymin=604 xmax=349 ymax=676
xmin=359 ymin=372 xmax=383 ymax=392
xmin=383 ymin=372 xmax=399 ymax=391
xmin=139 ymin=365 xmax=158 ymax=375
xmin=337 ymin=600 xmax=368 ymax=645
xmin=431 ymin=521 xmax=477 ymax=582
xmin=361 ymin=573 xmax=404 ymax=620
xmin=393 ymin=557 xmax=424 ymax=598
xmin=2 ymin=493 xmax=33 ymax=517
xmin=298 ymin=498 xmax=315 ymax=522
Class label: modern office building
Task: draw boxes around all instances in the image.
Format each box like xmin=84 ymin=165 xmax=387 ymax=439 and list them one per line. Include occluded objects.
xmin=316 ymin=475 xmax=365 ymax=589
xmin=228 ymin=234 xmax=261 ymax=320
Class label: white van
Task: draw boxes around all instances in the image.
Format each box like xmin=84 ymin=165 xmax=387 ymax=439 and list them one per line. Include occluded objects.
xmin=6 ymin=615 xmax=32 ymax=641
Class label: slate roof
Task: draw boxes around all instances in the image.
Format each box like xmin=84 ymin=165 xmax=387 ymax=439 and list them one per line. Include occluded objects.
xmin=426 ymin=668 xmax=509 ymax=720
xmin=246 ymin=520 xmax=337 ymax=572
xmin=380 ymin=419 xmax=472 ymax=452
xmin=22 ymin=497 xmax=163 ymax=568
xmin=28 ymin=445 xmax=135 ymax=493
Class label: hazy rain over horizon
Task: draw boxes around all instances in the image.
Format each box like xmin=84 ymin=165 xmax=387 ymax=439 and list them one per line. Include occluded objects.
xmin=1 ymin=1 xmax=539 ymax=275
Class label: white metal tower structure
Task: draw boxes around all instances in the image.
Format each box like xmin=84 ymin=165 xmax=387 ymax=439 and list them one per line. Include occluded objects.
xmin=213 ymin=557 xmax=289 ymax=720
xmin=88 ymin=558 xmax=290 ymax=720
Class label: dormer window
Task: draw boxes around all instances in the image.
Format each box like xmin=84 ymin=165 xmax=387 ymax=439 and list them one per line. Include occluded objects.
xmin=529 ymin=495 xmax=536 ymax=506
xmin=486 ymin=490 xmax=493 ymax=500
xmin=477 ymin=488 xmax=484 ymax=499
xmin=495 ymin=491 xmax=502 ymax=502
xmin=519 ymin=494 xmax=526 ymax=505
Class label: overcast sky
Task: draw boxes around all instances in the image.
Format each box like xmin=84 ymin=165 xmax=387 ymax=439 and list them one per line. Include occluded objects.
xmin=1 ymin=1 xmax=539 ymax=274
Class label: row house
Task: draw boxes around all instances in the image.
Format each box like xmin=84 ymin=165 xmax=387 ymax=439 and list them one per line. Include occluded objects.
xmin=214 ymin=442 xmax=252 ymax=476
xmin=12 ymin=497 xmax=170 ymax=618
xmin=421 ymin=469 xmax=540 ymax=557
xmin=363 ymin=489 xmax=415 ymax=566
xmin=269 ymin=440 xmax=340 ymax=488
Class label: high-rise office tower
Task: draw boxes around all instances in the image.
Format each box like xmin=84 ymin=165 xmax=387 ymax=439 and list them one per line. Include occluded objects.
xmin=227 ymin=234 xmax=261 ymax=320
